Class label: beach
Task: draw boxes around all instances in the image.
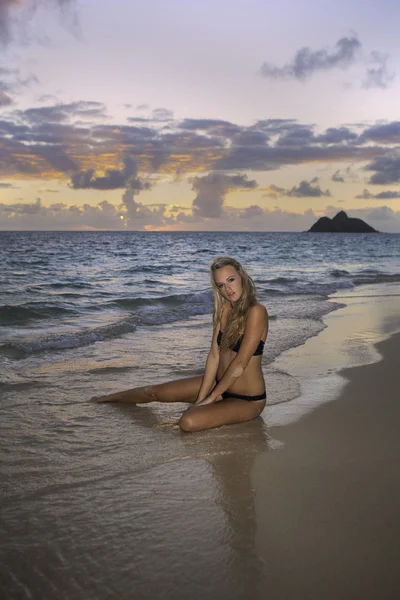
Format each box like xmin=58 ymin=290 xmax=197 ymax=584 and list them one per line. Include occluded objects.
xmin=253 ymin=330 xmax=400 ymax=600
xmin=2 ymin=294 xmax=399 ymax=600
xmin=1 ymin=231 xmax=400 ymax=599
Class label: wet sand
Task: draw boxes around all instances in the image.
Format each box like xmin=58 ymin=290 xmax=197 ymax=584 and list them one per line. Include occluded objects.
xmin=253 ymin=331 xmax=400 ymax=600
xmin=2 ymin=289 xmax=400 ymax=600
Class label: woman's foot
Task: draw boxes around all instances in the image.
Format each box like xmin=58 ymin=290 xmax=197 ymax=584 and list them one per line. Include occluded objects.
xmin=89 ymin=392 xmax=120 ymax=402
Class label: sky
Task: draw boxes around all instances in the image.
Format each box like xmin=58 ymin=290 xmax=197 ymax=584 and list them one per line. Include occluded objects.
xmin=1 ymin=0 xmax=400 ymax=231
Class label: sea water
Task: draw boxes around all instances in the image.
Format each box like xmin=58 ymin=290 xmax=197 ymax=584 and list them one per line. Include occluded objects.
xmin=1 ymin=230 xmax=399 ymax=599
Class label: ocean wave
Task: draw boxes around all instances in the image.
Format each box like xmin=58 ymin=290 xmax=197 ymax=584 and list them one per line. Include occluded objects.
xmin=259 ymin=270 xmax=400 ymax=297
xmin=0 ymin=317 xmax=138 ymax=358
xmin=8 ymin=258 xmax=48 ymax=267
xmin=138 ymin=302 xmax=211 ymax=326
xmin=0 ymin=291 xmax=214 ymax=356
xmin=330 ymin=269 xmax=350 ymax=277
xmin=267 ymin=277 xmax=299 ymax=284
xmin=275 ymin=300 xmax=346 ymax=321
xmin=47 ymin=282 xmax=96 ymax=289
xmin=328 ymin=268 xmax=400 ymax=285
xmin=353 ymin=273 xmax=400 ymax=285
xmin=0 ymin=379 xmax=45 ymax=392
xmin=261 ymin=280 xmax=355 ymax=298
xmin=259 ymin=288 xmax=287 ymax=296
xmin=87 ymin=365 xmax=139 ymax=375
xmin=122 ymin=264 xmax=175 ymax=274
xmin=0 ymin=303 xmax=75 ymax=326
xmin=112 ymin=290 xmax=213 ymax=310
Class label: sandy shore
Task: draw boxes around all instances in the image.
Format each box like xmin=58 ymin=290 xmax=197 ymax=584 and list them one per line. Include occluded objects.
xmin=253 ymin=331 xmax=400 ymax=600
xmin=2 ymin=288 xmax=399 ymax=600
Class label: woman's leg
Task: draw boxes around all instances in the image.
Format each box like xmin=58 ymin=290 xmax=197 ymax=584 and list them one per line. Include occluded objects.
xmin=92 ymin=375 xmax=204 ymax=404
xmin=179 ymin=397 xmax=266 ymax=432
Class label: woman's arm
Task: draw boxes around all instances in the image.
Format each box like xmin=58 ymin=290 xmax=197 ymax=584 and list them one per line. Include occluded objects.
xmin=195 ymin=325 xmax=221 ymax=404
xmin=199 ymin=305 xmax=267 ymax=404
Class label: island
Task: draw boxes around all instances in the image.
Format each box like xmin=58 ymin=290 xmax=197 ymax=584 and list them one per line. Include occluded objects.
xmin=308 ymin=211 xmax=378 ymax=233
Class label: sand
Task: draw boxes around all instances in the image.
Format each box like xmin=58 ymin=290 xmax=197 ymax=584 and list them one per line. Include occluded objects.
xmin=252 ymin=331 xmax=400 ymax=600
xmin=2 ymin=288 xmax=399 ymax=600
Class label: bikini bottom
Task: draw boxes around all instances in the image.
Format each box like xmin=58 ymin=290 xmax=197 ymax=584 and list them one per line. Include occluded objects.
xmin=221 ymin=390 xmax=266 ymax=402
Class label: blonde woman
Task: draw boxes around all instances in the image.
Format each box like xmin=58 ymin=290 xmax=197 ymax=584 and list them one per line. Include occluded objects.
xmin=93 ymin=257 xmax=268 ymax=432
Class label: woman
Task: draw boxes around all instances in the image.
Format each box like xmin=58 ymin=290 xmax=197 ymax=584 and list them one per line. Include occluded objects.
xmin=93 ymin=257 xmax=268 ymax=432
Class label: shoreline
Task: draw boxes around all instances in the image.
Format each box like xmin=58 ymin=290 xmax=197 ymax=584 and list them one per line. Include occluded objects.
xmin=252 ymin=329 xmax=400 ymax=599
xmin=263 ymin=282 xmax=400 ymax=427
xmin=2 ymin=284 xmax=400 ymax=600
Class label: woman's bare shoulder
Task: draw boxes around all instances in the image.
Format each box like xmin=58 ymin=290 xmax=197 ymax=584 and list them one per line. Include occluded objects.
xmin=244 ymin=303 xmax=268 ymax=335
xmin=246 ymin=303 xmax=268 ymax=329
xmin=248 ymin=303 xmax=268 ymax=319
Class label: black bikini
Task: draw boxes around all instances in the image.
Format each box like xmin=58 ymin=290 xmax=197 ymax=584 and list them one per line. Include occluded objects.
xmin=221 ymin=390 xmax=266 ymax=401
xmin=216 ymin=330 xmax=266 ymax=402
xmin=217 ymin=331 xmax=265 ymax=355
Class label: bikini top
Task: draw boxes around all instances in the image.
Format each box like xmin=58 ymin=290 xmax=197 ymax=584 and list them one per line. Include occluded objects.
xmin=217 ymin=330 xmax=265 ymax=355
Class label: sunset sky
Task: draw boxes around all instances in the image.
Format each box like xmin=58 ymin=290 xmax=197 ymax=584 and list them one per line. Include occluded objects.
xmin=1 ymin=0 xmax=400 ymax=231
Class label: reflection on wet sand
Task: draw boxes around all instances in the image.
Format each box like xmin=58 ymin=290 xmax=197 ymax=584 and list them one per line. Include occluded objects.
xmin=116 ymin=402 xmax=272 ymax=598
xmin=2 ymin=398 xmax=273 ymax=600
xmin=207 ymin=418 xmax=271 ymax=598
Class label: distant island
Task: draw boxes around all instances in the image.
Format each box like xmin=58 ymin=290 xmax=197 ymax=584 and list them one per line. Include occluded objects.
xmin=308 ymin=211 xmax=378 ymax=233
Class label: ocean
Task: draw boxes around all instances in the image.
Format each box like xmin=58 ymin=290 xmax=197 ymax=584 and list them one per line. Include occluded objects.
xmin=1 ymin=230 xmax=400 ymax=599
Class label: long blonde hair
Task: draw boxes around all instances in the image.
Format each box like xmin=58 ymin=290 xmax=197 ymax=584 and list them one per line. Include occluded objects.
xmin=210 ymin=256 xmax=257 ymax=350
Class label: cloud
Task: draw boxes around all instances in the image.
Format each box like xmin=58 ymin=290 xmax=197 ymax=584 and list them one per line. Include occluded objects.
xmin=0 ymin=195 xmax=167 ymax=230
xmin=365 ymin=206 xmax=398 ymax=222
xmin=2 ymin=196 xmax=399 ymax=232
xmin=315 ymin=127 xmax=358 ymax=145
xmin=0 ymin=64 xmax=40 ymax=107
xmin=359 ymin=121 xmax=400 ymax=145
xmin=260 ymin=37 xmax=395 ymax=90
xmin=128 ymin=107 xmax=175 ymax=125
xmin=362 ymin=52 xmax=395 ymax=89
xmin=0 ymin=66 xmax=15 ymax=105
xmin=212 ymin=130 xmax=385 ymax=171
xmin=1 ymin=105 xmax=398 ymax=183
xmin=0 ymin=88 xmax=13 ymax=106
xmin=70 ymin=156 xmax=150 ymax=191
xmin=21 ymin=101 xmax=107 ymax=124
xmin=190 ymin=172 xmax=258 ymax=218
xmin=184 ymin=205 xmax=320 ymax=232
xmin=238 ymin=204 xmax=264 ymax=219
xmin=286 ymin=178 xmax=331 ymax=197
xmin=0 ymin=0 xmax=79 ymax=46
xmin=178 ymin=118 xmax=241 ymax=137
xmin=151 ymin=108 xmax=174 ymax=121
xmin=262 ymin=184 xmax=286 ymax=198
xmin=270 ymin=124 xmax=357 ymax=148
xmin=331 ymin=170 xmax=345 ymax=182
xmin=275 ymin=125 xmax=315 ymax=147
xmin=355 ymin=188 xmax=400 ymax=199
xmin=2 ymin=197 xmax=42 ymax=214
xmin=365 ymin=155 xmax=400 ymax=184
xmin=120 ymin=189 xmax=168 ymax=228
xmin=260 ymin=35 xmax=361 ymax=81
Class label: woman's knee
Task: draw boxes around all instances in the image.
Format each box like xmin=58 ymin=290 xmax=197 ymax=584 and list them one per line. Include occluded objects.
xmin=143 ymin=385 xmax=158 ymax=401
xmin=179 ymin=411 xmax=198 ymax=432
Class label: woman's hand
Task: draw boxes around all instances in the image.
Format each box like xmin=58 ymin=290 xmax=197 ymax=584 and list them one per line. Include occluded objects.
xmin=194 ymin=394 xmax=223 ymax=406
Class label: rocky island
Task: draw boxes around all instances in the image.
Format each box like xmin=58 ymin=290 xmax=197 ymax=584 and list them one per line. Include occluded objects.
xmin=308 ymin=211 xmax=378 ymax=233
